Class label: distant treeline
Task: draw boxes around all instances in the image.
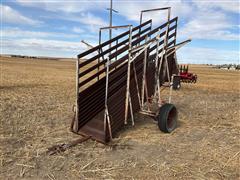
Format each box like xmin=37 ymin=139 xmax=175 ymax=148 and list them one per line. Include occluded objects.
xmin=1 ymin=54 xmax=59 ymax=60
xmin=208 ymin=64 xmax=240 ymax=70
xmin=10 ymin=55 xmax=38 ymax=59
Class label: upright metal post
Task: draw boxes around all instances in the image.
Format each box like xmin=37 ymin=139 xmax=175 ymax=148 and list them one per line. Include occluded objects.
xmin=169 ymin=75 xmax=174 ymax=103
xmin=165 ymin=55 xmax=171 ymax=83
xmin=104 ymin=57 xmax=112 ymax=140
xmin=139 ymin=11 xmax=143 ymax=38
xmin=154 ymin=29 xmax=161 ymax=98
xmin=98 ymin=30 xmax=102 ymax=80
xmin=124 ymin=26 xmax=133 ymax=125
xmin=164 ymin=7 xmax=171 ymax=51
xmin=161 ymin=8 xmax=171 ymax=90
xmin=133 ymin=61 xmax=141 ymax=107
xmin=75 ymin=57 xmax=80 ymax=132
xmin=174 ymin=18 xmax=178 ymax=46
xmin=141 ymin=36 xmax=148 ymax=108
xmin=107 ymin=0 xmax=118 ymax=56
xmin=109 ymin=0 xmax=113 ymax=42
xmin=115 ymin=39 xmax=118 ymax=62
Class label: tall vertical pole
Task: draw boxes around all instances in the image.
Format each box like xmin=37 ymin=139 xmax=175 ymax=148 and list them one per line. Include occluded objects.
xmin=107 ymin=0 xmax=118 ymax=57
xmin=109 ymin=0 xmax=113 ymax=52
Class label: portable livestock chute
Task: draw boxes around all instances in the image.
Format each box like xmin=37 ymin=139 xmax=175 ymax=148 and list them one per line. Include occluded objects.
xmin=71 ymin=7 xmax=191 ymax=143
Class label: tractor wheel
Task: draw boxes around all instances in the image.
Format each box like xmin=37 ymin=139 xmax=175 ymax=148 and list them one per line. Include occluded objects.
xmin=157 ymin=103 xmax=178 ymax=133
xmin=193 ymin=76 xmax=197 ymax=83
xmin=177 ymin=82 xmax=181 ymax=89
xmin=172 ymin=76 xmax=181 ymax=90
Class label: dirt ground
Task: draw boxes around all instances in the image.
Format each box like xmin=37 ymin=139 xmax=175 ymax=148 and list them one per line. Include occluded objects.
xmin=0 ymin=57 xmax=239 ymax=179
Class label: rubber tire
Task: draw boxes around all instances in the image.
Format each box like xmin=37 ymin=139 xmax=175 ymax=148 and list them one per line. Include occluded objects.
xmin=177 ymin=82 xmax=181 ymax=90
xmin=173 ymin=76 xmax=181 ymax=90
xmin=157 ymin=103 xmax=177 ymax=133
xmin=193 ymin=76 xmax=197 ymax=83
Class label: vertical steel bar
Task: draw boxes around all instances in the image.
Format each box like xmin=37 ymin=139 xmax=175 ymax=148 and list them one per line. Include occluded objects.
xmin=109 ymin=0 xmax=113 ymax=57
xmin=109 ymin=0 xmax=113 ymax=40
xmin=115 ymin=39 xmax=118 ymax=62
xmin=154 ymin=28 xmax=161 ymax=98
xmin=128 ymin=91 xmax=134 ymax=126
xmin=140 ymin=11 xmax=143 ymax=26
xmin=104 ymin=57 xmax=112 ymax=139
xmin=174 ymin=52 xmax=178 ymax=72
xmin=174 ymin=18 xmax=178 ymax=46
xmin=164 ymin=8 xmax=171 ymax=50
xmin=157 ymin=47 xmax=165 ymax=106
xmin=144 ymin=75 xmax=150 ymax=111
xmin=133 ymin=61 xmax=141 ymax=107
xmin=149 ymin=21 xmax=152 ymax=39
xmin=98 ymin=30 xmax=102 ymax=81
xmin=141 ymin=36 xmax=148 ymax=108
xmin=138 ymin=12 xmax=143 ymax=46
xmin=139 ymin=12 xmax=143 ymax=35
xmin=106 ymin=109 xmax=112 ymax=140
xmin=75 ymin=57 xmax=80 ymax=132
xmin=124 ymin=26 xmax=133 ymax=124
xmin=165 ymin=55 xmax=170 ymax=83
xmin=169 ymin=75 xmax=174 ymax=103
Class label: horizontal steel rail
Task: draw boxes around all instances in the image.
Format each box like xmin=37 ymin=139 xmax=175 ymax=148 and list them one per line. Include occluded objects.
xmin=78 ymin=17 xmax=177 ymax=88
xmin=78 ymin=27 xmax=151 ymax=78
xmin=77 ymin=20 xmax=152 ymax=59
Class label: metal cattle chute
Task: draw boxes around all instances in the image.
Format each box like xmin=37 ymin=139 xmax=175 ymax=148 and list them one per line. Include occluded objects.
xmin=71 ymin=8 xmax=191 ymax=143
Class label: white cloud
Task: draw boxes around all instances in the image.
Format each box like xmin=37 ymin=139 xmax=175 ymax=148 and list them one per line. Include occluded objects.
xmin=114 ymin=1 xmax=238 ymax=41
xmin=13 ymin=0 xmax=239 ymax=41
xmin=15 ymin=0 xmax=108 ymax=13
xmin=192 ymin=0 xmax=240 ymax=14
xmin=177 ymin=47 xmax=240 ymax=64
xmin=2 ymin=38 xmax=88 ymax=58
xmin=72 ymin=27 xmax=84 ymax=34
xmin=42 ymin=12 xmax=108 ymax=33
xmin=3 ymin=1 xmax=239 ymax=59
xmin=115 ymin=0 xmax=193 ymax=23
xmin=178 ymin=8 xmax=238 ymax=40
xmin=14 ymin=0 xmax=108 ymax=32
xmin=77 ymin=12 xmax=108 ymax=26
xmin=2 ymin=27 xmax=79 ymax=39
xmin=0 ymin=4 xmax=42 ymax=25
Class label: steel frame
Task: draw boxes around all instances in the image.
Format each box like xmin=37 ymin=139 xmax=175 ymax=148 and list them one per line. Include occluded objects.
xmin=139 ymin=7 xmax=171 ymax=40
xmin=74 ymin=11 xmax=191 ymax=142
xmin=137 ymin=7 xmax=173 ymax=116
xmin=99 ymin=25 xmax=134 ymax=140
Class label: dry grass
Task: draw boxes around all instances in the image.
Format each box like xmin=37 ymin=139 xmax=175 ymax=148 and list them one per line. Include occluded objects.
xmin=0 ymin=57 xmax=239 ymax=179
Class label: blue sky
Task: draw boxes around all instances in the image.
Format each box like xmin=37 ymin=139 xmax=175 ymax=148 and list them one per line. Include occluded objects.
xmin=1 ymin=0 xmax=239 ymax=64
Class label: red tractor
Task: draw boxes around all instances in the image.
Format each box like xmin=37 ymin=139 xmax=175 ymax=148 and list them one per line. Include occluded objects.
xmin=179 ymin=65 xmax=197 ymax=83
xmin=172 ymin=65 xmax=197 ymax=90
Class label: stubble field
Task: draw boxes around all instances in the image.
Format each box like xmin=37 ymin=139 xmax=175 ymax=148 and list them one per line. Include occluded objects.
xmin=0 ymin=57 xmax=239 ymax=179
